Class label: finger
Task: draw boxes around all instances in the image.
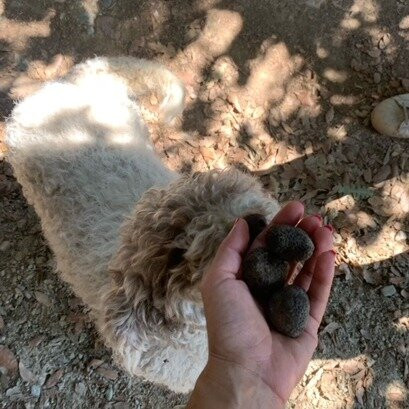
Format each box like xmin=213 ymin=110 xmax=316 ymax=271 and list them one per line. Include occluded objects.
xmin=250 ymin=201 xmax=305 ymax=251
xmin=297 ymin=214 xmax=323 ymax=235
xmin=307 ymin=250 xmax=336 ymax=332
xmin=202 ymin=218 xmax=249 ymax=288
xmin=294 ymin=225 xmax=334 ymax=291
xmin=272 ymin=201 xmax=305 ymax=226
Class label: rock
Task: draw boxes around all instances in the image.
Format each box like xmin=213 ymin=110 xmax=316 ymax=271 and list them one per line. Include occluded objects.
xmin=395 ymin=231 xmax=407 ymax=242
xmin=31 ymin=384 xmax=41 ymax=398
xmin=373 ymin=72 xmax=381 ymax=84
xmin=363 ymin=269 xmax=382 ymax=285
xmin=0 ymin=240 xmax=11 ymax=252
xmin=0 ymin=346 xmax=18 ymax=376
xmin=75 ymin=382 xmax=86 ymax=395
xmin=0 ymin=316 xmax=4 ymax=331
xmin=105 ymin=386 xmax=114 ymax=400
xmin=381 ymin=285 xmax=397 ymax=297
xmin=371 ymin=95 xmax=409 ymax=138
xmin=6 ymin=385 xmax=21 ymax=397
xmin=399 ymin=16 xmax=409 ymax=30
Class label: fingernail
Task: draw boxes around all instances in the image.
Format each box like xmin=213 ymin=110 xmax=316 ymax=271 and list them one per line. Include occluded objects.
xmin=230 ymin=218 xmax=240 ymax=231
xmin=324 ymin=224 xmax=334 ymax=232
xmin=312 ymin=214 xmax=323 ymax=224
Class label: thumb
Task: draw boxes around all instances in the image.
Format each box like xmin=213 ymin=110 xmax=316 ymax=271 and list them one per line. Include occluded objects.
xmin=201 ymin=218 xmax=250 ymax=291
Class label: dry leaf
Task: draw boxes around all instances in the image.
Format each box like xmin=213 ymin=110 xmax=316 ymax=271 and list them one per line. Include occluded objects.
xmin=325 ymin=107 xmax=334 ymax=124
xmin=378 ymin=33 xmax=391 ymax=50
xmin=320 ymin=321 xmax=341 ymax=335
xmin=0 ymin=346 xmax=18 ymax=375
xmin=356 ymin=385 xmax=365 ymax=405
xmin=19 ymin=361 xmax=37 ymax=384
xmin=88 ymin=359 xmax=104 ymax=370
xmin=363 ymin=168 xmax=372 ymax=183
xmin=373 ymin=165 xmax=391 ymax=184
xmin=281 ymin=122 xmax=294 ymax=134
xmin=28 ymin=336 xmax=46 ymax=348
xmin=96 ymin=367 xmax=119 ymax=380
xmin=45 ymin=369 xmax=63 ymax=388
xmin=34 ymin=291 xmax=52 ymax=307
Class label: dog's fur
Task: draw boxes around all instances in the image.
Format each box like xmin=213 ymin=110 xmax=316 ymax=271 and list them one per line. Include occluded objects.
xmin=5 ymin=57 xmax=280 ymax=393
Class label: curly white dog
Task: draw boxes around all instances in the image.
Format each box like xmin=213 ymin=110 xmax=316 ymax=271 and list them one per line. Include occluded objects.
xmin=5 ymin=57 xmax=279 ymax=393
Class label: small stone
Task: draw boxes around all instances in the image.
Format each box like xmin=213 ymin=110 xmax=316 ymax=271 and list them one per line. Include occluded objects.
xmin=373 ymin=72 xmax=381 ymax=84
xmin=395 ymin=231 xmax=407 ymax=242
xmin=6 ymin=385 xmax=21 ymax=397
xmin=105 ymin=386 xmax=114 ymax=400
xmin=0 ymin=241 xmax=11 ymax=252
xmin=399 ymin=16 xmax=409 ymax=30
xmin=0 ymin=316 xmax=4 ymax=331
xmin=31 ymin=384 xmax=41 ymax=398
xmin=381 ymin=285 xmax=397 ymax=297
xmin=75 ymin=382 xmax=86 ymax=395
xmin=401 ymin=289 xmax=409 ymax=299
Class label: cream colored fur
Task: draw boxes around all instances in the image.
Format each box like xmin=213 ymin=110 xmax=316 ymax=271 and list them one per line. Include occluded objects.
xmin=5 ymin=57 xmax=280 ymax=393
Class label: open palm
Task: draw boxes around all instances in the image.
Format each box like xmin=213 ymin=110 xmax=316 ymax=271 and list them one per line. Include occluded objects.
xmin=200 ymin=202 xmax=335 ymax=405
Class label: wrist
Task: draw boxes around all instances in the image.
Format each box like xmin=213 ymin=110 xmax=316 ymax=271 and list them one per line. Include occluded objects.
xmin=186 ymin=357 xmax=285 ymax=409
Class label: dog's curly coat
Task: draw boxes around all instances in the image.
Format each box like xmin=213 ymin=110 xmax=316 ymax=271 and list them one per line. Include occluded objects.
xmin=5 ymin=57 xmax=280 ymax=393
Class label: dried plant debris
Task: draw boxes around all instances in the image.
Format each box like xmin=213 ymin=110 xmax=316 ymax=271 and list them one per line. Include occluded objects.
xmin=1 ymin=0 xmax=409 ymax=407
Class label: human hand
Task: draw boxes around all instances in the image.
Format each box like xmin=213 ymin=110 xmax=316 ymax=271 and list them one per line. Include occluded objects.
xmin=198 ymin=201 xmax=335 ymax=406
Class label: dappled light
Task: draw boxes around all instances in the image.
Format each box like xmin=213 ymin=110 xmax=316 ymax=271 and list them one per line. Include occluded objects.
xmin=0 ymin=0 xmax=408 ymax=407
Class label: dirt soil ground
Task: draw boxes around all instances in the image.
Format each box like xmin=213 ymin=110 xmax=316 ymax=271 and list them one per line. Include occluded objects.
xmin=0 ymin=0 xmax=409 ymax=408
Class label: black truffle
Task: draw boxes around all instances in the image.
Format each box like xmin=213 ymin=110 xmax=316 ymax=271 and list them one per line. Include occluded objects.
xmin=243 ymin=213 xmax=267 ymax=243
xmin=266 ymin=285 xmax=310 ymax=338
xmin=242 ymin=248 xmax=289 ymax=297
xmin=265 ymin=225 xmax=314 ymax=262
